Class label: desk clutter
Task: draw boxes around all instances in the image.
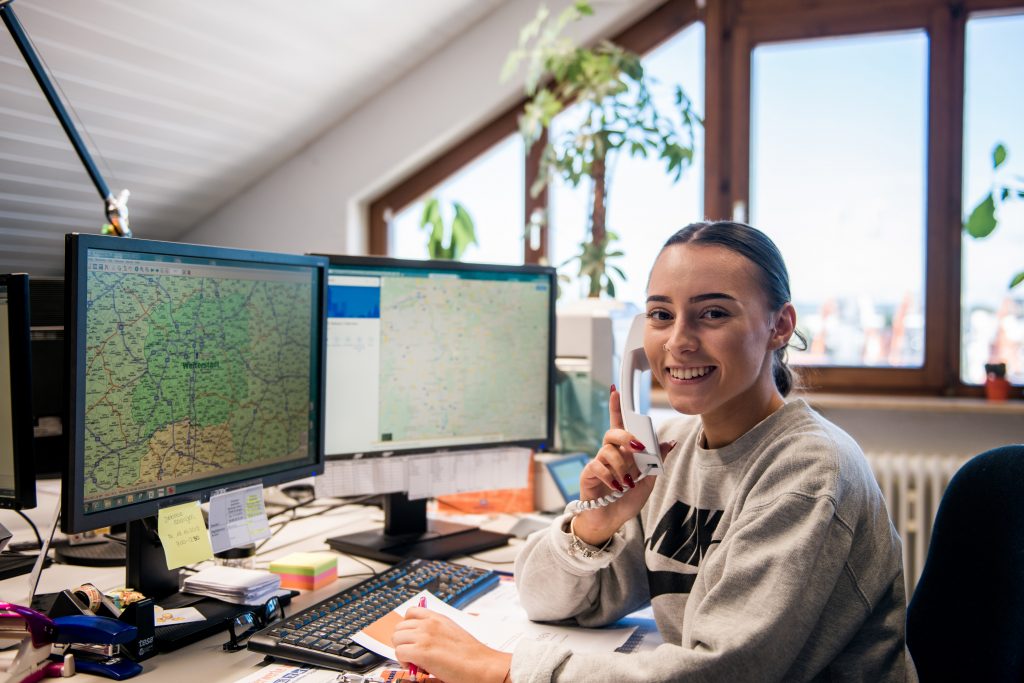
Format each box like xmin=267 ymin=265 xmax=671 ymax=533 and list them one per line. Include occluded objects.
xmin=182 ymin=566 xmax=282 ymax=606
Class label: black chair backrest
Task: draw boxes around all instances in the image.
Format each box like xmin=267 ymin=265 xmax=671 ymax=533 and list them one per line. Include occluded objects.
xmin=906 ymin=444 xmax=1024 ymax=682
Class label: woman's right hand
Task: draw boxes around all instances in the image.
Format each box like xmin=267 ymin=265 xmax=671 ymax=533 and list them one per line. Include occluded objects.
xmin=572 ymin=385 xmax=675 ymax=547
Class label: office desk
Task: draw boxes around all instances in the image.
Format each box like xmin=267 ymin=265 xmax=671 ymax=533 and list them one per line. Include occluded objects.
xmin=0 ymin=481 xmax=524 ymax=683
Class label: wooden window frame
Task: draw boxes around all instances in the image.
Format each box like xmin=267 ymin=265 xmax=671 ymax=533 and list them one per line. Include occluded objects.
xmin=366 ymin=0 xmax=1023 ymax=397
xmin=366 ymin=0 xmax=700 ymax=264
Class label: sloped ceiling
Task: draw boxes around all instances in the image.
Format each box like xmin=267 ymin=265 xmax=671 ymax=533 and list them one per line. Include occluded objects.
xmin=0 ymin=0 xmax=509 ymax=276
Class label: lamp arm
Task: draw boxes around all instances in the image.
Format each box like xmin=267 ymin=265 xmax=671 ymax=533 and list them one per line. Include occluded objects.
xmin=1 ymin=0 xmax=131 ymax=236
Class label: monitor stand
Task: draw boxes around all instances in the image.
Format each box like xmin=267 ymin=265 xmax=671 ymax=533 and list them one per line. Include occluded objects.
xmin=325 ymin=492 xmax=511 ymax=564
xmin=125 ymin=518 xmax=255 ymax=652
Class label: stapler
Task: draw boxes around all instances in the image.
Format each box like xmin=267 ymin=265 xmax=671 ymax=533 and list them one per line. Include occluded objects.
xmin=0 ymin=602 xmax=73 ymax=683
xmin=50 ymin=614 xmax=141 ymax=680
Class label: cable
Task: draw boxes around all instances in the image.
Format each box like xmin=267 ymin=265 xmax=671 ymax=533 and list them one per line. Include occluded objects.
xmin=569 ymin=464 xmax=657 ymax=515
xmin=14 ymin=510 xmax=43 ymax=549
xmin=465 ymin=554 xmax=515 ymax=566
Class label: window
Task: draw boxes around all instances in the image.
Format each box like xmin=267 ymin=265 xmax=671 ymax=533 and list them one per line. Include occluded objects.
xmin=749 ymin=32 xmax=928 ymax=369
xmin=961 ymin=12 xmax=1024 ymax=385
xmin=368 ymin=0 xmax=1024 ymax=396
xmin=550 ymin=23 xmax=705 ymax=308
xmin=389 ymin=133 xmax=525 ymax=265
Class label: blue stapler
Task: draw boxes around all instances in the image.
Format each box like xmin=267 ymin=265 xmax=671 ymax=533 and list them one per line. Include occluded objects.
xmin=51 ymin=615 xmax=142 ymax=680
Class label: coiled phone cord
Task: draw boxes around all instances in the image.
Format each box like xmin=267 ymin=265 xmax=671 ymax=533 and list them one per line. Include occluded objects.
xmin=570 ymin=463 xmax=658 ymax=516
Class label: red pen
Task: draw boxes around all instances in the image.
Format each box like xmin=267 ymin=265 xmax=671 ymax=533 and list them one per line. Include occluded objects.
xmin=408 ymin=596 xmax=427 ymax=678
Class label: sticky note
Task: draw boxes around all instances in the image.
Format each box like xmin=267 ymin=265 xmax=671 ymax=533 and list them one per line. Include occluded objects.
xmin=269 ymin=551 xmax=338 ymax=590
xmin=158 ymin=501 xmax=214 ymax=569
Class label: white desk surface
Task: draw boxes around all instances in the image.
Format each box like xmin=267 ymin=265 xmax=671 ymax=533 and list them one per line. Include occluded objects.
xmin=0 ymin=480 xmax=525 ymax=683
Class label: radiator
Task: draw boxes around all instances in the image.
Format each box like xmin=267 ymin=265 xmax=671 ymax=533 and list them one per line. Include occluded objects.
xmin=864 ymin=451 xmax=970 ymax=596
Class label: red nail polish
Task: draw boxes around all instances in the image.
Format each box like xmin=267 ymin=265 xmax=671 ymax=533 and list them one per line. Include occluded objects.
xmin=624 ymin=474 xmax=635 ymax=488
xmin=611 ymin=480 xmax=624 ymax=492
xmin=610 ymin=384 xmax=617 ymax=394
xmin=629 ymin=439 xmax=646 ymax=451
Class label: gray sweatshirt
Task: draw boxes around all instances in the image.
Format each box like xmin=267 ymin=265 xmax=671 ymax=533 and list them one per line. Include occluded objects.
xmin=512 ymin=399 xmax=916 ymax=682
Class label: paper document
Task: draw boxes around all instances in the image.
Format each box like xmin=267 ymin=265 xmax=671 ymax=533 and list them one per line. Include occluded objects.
xmin=182 ymin=565 xmax=281 ymax=605
xmin=352 ymin=589 xmax=636 ymax=662
xmin=316 ymin=448 xmax=532 ymax=500
xmin=209 ymin=484 xmax=272 ymax=553
xmin=232 ymin=664 xmax=341 ymax=683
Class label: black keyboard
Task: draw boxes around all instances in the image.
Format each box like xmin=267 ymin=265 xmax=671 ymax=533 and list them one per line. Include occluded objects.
xmin=247 ymin=557 xmax=501 ymax=671
xmin=0 ymin=552 xmax=48 ymax=580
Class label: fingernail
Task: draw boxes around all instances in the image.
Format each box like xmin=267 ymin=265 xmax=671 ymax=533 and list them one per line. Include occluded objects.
xmin=610 ymin=384 xmax=616 ymax=394
xmin=624 ymin=474 xmax=635 ymax=488
xmin=629 ymin=439 xmax=646 ymax=451
xmin=611 ymin=480 xmax=624 ymax=492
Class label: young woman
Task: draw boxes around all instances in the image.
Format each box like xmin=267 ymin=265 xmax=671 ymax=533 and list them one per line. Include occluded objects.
xmin=392 ymin=221 xmax=915 ymax=682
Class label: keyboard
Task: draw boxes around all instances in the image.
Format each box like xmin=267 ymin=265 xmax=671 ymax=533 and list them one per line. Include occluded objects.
xmin=247 ymin=557 xmax=501 ymax=671
xmin=0 ymin=552 xmax=48 ymax=581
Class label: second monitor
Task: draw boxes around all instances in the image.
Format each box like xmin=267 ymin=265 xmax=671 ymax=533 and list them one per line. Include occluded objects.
xmin=320 ymin=255 xmax=556 ymax=562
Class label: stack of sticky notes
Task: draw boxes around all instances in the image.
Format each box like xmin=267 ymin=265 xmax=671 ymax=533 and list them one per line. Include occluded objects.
xmin=269 ymin=552 xmax=338 ymax=590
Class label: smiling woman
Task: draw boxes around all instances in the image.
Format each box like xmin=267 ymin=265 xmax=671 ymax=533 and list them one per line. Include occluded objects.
xmin=390 ymin=221 xmax=917 ymax=683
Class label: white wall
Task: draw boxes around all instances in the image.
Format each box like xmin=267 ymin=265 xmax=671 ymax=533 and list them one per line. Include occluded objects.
xmin=181 ymin=0 xmax=665 ymax=256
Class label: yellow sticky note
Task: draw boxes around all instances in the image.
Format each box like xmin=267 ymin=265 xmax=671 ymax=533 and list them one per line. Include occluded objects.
xmin=158 ymin=501 xmax=214 ymax=570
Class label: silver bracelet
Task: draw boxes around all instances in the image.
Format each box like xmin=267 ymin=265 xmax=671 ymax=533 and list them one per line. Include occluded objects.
xmin=567 ymin=517 xmax=613 ymax=559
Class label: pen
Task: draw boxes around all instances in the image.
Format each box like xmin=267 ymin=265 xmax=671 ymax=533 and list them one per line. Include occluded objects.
xmin=408 ymin=596 xmax=427 ymax=678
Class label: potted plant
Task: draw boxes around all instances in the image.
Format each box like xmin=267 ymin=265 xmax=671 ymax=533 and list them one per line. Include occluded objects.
xmin=418 ymin=197 xmax=478 ymax=260
xmin=503 ymin=1 xmax=701 ymax=297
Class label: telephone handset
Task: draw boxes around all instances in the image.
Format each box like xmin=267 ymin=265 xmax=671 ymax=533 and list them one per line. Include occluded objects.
xmin=572 ymin=314 xmax=664 ymax=515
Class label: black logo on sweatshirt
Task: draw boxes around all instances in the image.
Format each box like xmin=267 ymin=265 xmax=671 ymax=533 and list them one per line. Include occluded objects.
xmin=645 ymin=500 xmax=723 ymax=597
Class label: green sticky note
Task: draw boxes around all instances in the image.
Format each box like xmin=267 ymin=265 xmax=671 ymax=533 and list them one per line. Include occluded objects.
xmin=158 ymin=501 xmax=214 ymax=570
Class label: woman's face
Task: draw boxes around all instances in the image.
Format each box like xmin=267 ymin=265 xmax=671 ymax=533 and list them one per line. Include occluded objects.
xmin=644 ymin=243 xmax=787 ymax=425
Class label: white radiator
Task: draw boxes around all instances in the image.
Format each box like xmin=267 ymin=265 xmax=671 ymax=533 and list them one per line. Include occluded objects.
xmin=864 ymin=451 xmax=970 ymax=596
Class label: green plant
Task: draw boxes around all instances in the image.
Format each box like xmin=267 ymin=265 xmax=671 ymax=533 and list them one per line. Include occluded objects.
xmin=964 ymin=142 xmax=1024 ymax=289
xmin=419 ymin=197 xmax=478 ymax=260
xmin=503 ymin=1 xmax=700 ymax=297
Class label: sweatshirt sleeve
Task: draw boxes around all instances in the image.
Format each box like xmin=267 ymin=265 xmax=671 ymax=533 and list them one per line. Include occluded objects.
xmin=514 ymin=506 xmax=651 ymax=627
xmin=512 ymin=492 xmax=863 ymax=683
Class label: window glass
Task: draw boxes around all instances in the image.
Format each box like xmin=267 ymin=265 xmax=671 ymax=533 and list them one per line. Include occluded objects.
xmin=549 ymin=23 xmax=705 ymax=308
xmin=961 ymin=13 xmax=1024 ymax=385
xmin=389 ymin=133 xmax=525 ymax=264
xmin=750 ymin=32 xmax=928 ymax=368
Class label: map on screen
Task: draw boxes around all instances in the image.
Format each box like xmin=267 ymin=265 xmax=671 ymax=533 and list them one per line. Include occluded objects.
xmin=82 ymin=253 xmax=314 ymax=509
xmin=377 ymin=276 xmax=548 ymax=443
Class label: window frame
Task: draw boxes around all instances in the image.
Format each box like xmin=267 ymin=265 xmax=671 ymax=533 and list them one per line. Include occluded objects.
xmin=366 ymin=0 xmax=1024 ymax=398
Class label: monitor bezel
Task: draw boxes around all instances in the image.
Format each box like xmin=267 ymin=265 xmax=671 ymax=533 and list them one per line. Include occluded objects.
xmin=0 ymin=273 xmax=37 ymax=510
xmin=62 ymin=234 xmax=328 ymax=533
xmin=316 ymin=253 xmax=557 ymax=461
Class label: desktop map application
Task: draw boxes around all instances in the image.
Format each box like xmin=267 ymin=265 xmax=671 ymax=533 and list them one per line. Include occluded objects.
xmin=326 ymin=264 xmax=551 ymax=455
xmin=81 ymin=250 xmax=318 ymax=512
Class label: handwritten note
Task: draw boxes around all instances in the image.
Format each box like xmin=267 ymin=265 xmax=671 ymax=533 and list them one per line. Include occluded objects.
xmin=158 ymin=501 xmax=214 ymax=569
xmin=208 ymin=484 xmax=272 ymax=553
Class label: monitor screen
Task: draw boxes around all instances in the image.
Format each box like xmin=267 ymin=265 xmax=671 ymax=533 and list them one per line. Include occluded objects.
xmin=62 ymin=235 xmax=327 ymax=533
xmin=323 ymin=256 xmax=555 ymax=459
xmin=0 ymin=273 xmax=36 ymax=510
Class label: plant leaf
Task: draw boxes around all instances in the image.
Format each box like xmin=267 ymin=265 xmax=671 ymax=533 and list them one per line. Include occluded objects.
xmin=993 ymin=143 xmax=1008 ymax=169
xmin=450 ymin=202 xmax=478 ymax=259
xmin=964 ymin=192 xmax=997 ymax=238
xmin=1011 ymin=271 xmax=1024 ymax=290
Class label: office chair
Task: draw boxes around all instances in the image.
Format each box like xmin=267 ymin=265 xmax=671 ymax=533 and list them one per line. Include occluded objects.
xmin=906 ymin=444 xmax=1024 ymax=682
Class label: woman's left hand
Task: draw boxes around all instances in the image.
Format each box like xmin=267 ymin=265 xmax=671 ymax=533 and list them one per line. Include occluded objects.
xmin=392 ymin=606 xmax=512 ymax=683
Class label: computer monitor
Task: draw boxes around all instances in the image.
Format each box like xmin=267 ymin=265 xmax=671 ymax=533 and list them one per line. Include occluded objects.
xmin=27 ymin=275 xmax=66 ymax=479
xmin=0 ymin=273 xmax=36 ymax=510
xmin=62 ymin=234 xmax=327 ymax=616
xmin=318 ymin=255 xmax=555 ymax=562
